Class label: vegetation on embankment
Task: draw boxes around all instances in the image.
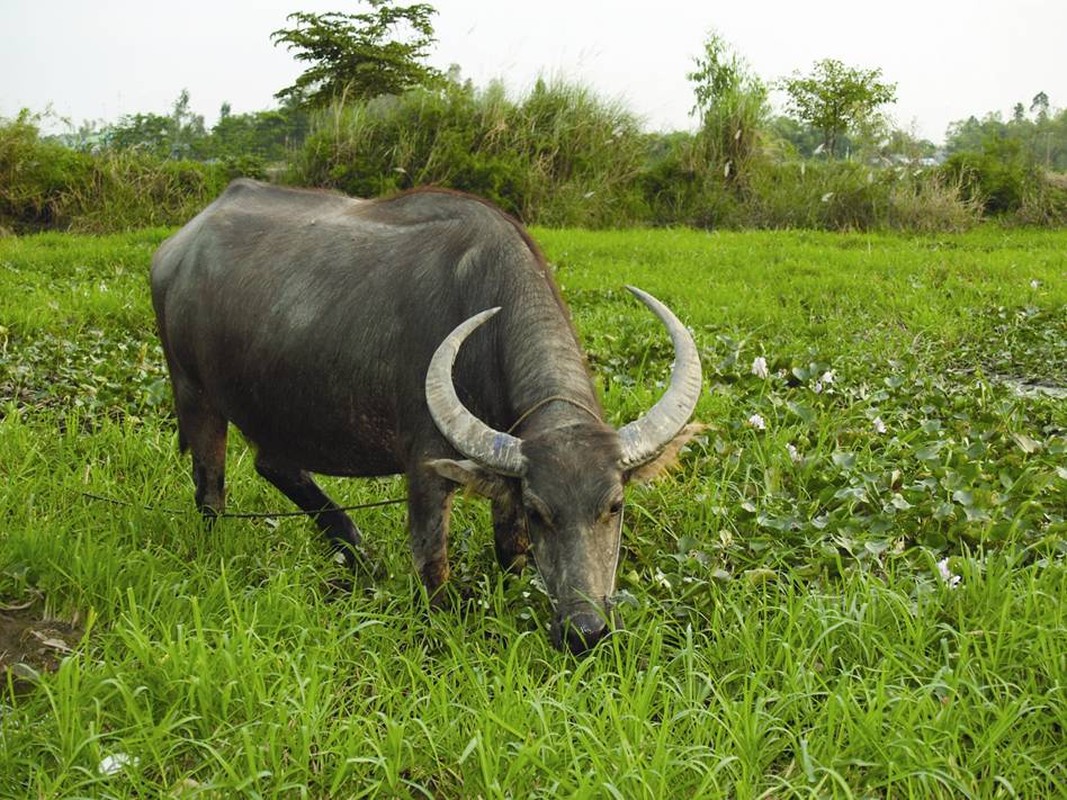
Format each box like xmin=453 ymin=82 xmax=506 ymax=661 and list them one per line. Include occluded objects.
xmin=4 ymin=78 xmax=1066 ymax=234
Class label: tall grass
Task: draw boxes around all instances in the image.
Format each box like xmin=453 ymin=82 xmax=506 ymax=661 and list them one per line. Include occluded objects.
xmin=291 ymin=78 xmax=648 ymax=227
xmin=746 ymin=161 xmax=983 ymax=231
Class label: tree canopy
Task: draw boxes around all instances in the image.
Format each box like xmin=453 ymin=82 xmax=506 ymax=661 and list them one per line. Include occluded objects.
xmin=781 ymin=59 xmax=896 ymax=158
xmin=686 ymin=31 xmax=767 ymax=188
xmin=271 ymin=2 xmax=442 ymax=108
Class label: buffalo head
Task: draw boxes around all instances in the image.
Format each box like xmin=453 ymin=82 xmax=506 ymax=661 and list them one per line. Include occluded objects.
xmin=425 ymin=287 xmax=702 ymax=654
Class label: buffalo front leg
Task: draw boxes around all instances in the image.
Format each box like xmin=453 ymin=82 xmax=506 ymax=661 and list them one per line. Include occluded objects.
xmin=406 ymin=469 xmax=455 ymax=608
xmin=254 ymin=454 xmax=367 ymax=569
xmin=492 ymin=500 xmax=530 ymax=574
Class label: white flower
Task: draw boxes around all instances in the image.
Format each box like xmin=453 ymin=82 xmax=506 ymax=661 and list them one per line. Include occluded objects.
xmin=820 ymin=371 xmax=835 ymax=385
xmin=747 ymin=413 xmax=766 ymax=431
xmin=99 ymin=753 xmax=140 ymax=776
xmin=786 ymin=443 xmax=802 ymax=463
xmin=937 ymin=558 xmax=962 ymax=589
xmin=751 ymin=356 xmax=769 ymax=379
xmin=872 ymin=417 xmax=887 ymax=434
xmin=813 ymin=380 xmax=824 ymax=394
xmin=1030 ymin=279 xmax=1041 ymax=290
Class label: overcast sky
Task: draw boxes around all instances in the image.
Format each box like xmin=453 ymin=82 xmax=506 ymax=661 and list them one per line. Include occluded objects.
xmin=2 ymin=0 xmax=1063 ymax=144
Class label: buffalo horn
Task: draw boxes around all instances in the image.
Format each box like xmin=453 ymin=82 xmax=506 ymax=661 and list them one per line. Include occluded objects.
xmin=424 ymin=307 xmax=527 ymax=477
xmin=617 ymin=286 xmax=703 ymax=469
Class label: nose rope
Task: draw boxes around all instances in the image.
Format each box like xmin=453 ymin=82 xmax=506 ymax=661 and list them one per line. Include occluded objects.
xmin=507 ymin=395 xmax=601 ymax=434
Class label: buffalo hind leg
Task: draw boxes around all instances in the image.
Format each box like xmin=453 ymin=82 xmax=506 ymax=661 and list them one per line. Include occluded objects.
xmin=175 ymin=390 xmax=228 ymax=522
xmin=254 ymin=455 xmax=367 ymax=570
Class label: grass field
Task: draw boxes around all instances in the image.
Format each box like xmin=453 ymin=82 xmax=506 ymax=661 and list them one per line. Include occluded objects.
xmin=1 ymin=225 xmax=1065 ymax=798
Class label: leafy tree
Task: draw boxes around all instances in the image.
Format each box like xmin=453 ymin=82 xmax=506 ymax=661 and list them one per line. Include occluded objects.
xmin=686 ymin=31 xmax=767 ymax=189
xmin=1030 ymin=91 xmax=1050 ymax=122
xmin=946 ymin=99 xmax=1066 ymax=172
xmin=168 ymin=89 xmax=206 ymax=158
xmin=781 ymin=59 xmax=896 ymax=159
xmin=271 ymin=2 xmax=442 ymax=108
xmin=209 ymin=105 xmax=305 ymax=162
xmin=105 ymin=112 xmax=173 ymax=156
xmin=104 ymin=90 xmax=206 ymax=158
xmin=766 ymin=114 xmax=826 ymax=159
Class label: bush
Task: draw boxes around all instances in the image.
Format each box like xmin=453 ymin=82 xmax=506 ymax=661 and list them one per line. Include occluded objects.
xmin=746 ymin=161 xmax=883 ymax=230
xmin=0 ymin=112 xmax=233 ymax=232
xmin=886 ymin=170 xmax=982 ymax=232
xmin=1011 ymin=170 xmax=1067 ymax=226
xmin=744 ymin=161 xmax=981 ymax=231
xmin=60 ymin=153 xmax=232 ymax=233
xmin=0 ymin=111 xmax=93 ymax=229
xmin=639 ymin=132 xmax=742 ymax=228
xmin=941 ymin=136 xmax=1033 ymax=216
xmin=3 ymin=91 xmax=1048 ymax=235
xmin=290 ymin=79 xmax=650 ymax=227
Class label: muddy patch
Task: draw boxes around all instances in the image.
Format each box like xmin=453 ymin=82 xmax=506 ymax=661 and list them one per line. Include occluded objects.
xmin=0 ymin=597 xmax=82 ymax=693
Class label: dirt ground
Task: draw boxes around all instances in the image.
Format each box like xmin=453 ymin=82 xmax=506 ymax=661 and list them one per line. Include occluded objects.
xmin=0 ymin=596 xmax=82 ymax=692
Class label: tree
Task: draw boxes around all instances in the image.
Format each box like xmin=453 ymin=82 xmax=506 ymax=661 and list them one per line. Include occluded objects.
xmin=1030 ymin=91 xmax=1050 ymax=122
xmin=209 ymin=108 xmax=299 ymax=163
xmin=168 ymin=89 xmax=206 ymax=158
xmin=686 ymin=31 xmax=767 ymax=189
xmin=271 ymin=2 xmax=442 ymax=108
xmin=780 ymin=59 xmax=896 ymax=159
xmin=104 ymin=89 xmax=206 ymax=158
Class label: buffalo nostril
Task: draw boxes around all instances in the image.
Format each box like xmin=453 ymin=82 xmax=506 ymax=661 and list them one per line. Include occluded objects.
xmin=562 ymin=612 xmax=610 ymax=655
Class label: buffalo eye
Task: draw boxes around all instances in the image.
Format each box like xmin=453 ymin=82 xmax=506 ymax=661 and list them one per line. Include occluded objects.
xmin=601 ymin=492 xmax=624 ymax=521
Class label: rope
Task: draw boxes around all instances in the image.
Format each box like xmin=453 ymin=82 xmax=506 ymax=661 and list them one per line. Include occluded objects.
xmin=79 ymin=491 xmax=407 ymax=519
xmin=507 ymin=395 xmax=601 ymax=434
xmin=82 ymin=396 xmax=599 ymax=518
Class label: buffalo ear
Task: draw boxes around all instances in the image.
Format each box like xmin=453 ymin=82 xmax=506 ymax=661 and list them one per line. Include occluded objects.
xmin=624 ymin=423 xmax=707 ymax=484
xmin=429 ymin=459 xmax=512 ymax=503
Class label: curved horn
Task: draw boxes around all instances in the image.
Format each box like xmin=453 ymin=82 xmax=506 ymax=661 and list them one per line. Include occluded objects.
xmin=425 ymin=307 xmax=526 ymax=476
xmin=617 ymin=286 xmax=703 ymax=469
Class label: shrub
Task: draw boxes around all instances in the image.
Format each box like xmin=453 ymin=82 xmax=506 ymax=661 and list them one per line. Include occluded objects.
xmin=1011 ymin=170 xmax=1067 ymax=226
xmin=290 ymin=79 xmax=649 ymax=227
xmin=0 ymin=112 xmax=233 ymax=232
xmin=639 ymin=132 xmax=742 ymax=228
xmin=886 ymin=170 xmax=982 ymax=232
xmin=60 ymin=153 xmax=231 ymax=233
xmin=746 ymin=160 xmax=883 ymax=229
xmin=941 ymin=136 xmax=1033 ymax=216
xmin=0 ymin=111 xmax=93 ymax=230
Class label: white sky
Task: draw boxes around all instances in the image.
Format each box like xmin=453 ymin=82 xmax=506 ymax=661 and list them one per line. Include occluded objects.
xmin=1 ymin=0 xmax=1063 ymax=144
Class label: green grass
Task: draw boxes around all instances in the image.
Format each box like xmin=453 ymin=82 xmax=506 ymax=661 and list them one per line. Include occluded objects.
xmin=1 ymin=226 xmax=1065 ymax=797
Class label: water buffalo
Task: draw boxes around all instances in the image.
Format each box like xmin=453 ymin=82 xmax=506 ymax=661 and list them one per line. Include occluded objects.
xmin=151 ymin=179 xmax=702 ymax=654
